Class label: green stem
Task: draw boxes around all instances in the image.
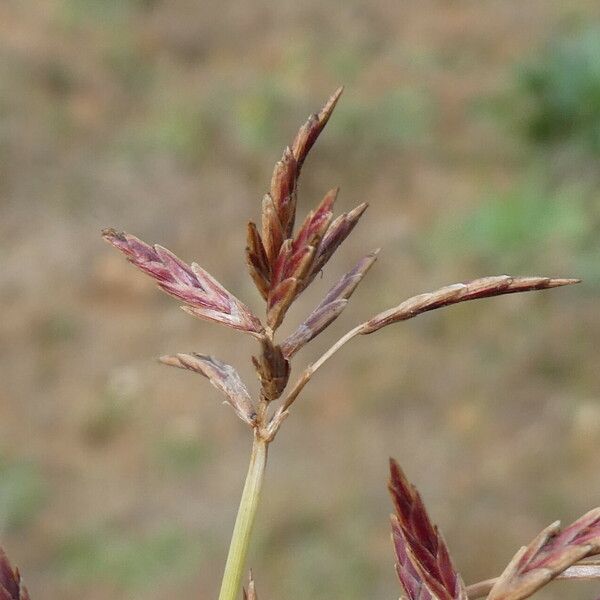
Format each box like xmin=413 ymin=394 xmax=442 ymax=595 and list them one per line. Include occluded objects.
xmin=218 ymin=434 xmax=268 ymax=600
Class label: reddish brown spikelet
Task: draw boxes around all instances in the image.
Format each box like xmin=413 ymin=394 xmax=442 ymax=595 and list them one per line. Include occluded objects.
xmin=264 ymin=197 xmax=368 ymax=331
xmin=290 ymin=187 xmax=338 ymax=260
xmin=0 ymin=548 xmax=31 ymax=600
xmin=247 ymin=89 xmax=344 ymax=301
xmin=159 ymin=353 xmax=257 ymax=425
xmin=280 ymin=299 xmax=347 ymax=360
xmin=264 ymin=188 xmax=338 ymax=328
xmin=102 ymin=229 xmax=263 ymax=336
xmin=305 ymin=201 xmax=369 ymax=287
xmin=270 ymin=146 xmax=297 ymax=238
xmin=272 ymin=242 xmax=315 ymax=290
xmin=314 ymin=249 xmax=379 ymax=310
xmin=246 ymin=222 xmax=271 ymax=300
xmin=252 ymin=338 xmax=290 ymax=402
xmin=363 ymin=275 xmax=580 ymax=334
xmin=389 ymin=459 xmax=467 ymax=600
xmin=488 ymin=509 xmax=600 ymax=600
xmin=266 ymin=277 xmax=299 ymax=330
xmin=291 ymin=86 xmax=344 ymax=170
xmin=281 ymin=250 xmax=379 ymax=357
xmin=261 ymin=195 xmax=285 ymax=266
xmin=247 ymin=89 xmax=370 ymax=331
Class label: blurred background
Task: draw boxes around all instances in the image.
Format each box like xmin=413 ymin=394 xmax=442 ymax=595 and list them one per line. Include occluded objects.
xmin=1 ymin=1 xmax=600 ymax=599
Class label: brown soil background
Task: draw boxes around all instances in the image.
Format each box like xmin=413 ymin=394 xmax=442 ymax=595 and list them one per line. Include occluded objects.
xmin=1 ymin=1 xmax=599 ymax=599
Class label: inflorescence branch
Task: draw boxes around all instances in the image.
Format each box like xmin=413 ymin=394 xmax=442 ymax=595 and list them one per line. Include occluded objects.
xmin=101 ymin=89 xmax=578 ymax=443
xmin=98 ymin=88 xmax=582 ymax=600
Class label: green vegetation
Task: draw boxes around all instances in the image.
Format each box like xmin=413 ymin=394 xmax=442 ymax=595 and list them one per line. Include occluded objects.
xmin=154 ymin=434 xmax=211 ymax=474
xmin=330 ymin=88 xmax=433 ymax=148
xmin=430 ymin=179 xmax=587 ymax=262
xmin=57 ymin=526 xmax=203 ymax=590
xmin=0 ymin=458 xmax=46 ymax=532
xmin=518 ymin=27 xmax=600 ymax=153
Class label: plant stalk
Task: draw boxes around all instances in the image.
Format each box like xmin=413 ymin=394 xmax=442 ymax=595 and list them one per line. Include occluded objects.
xmin=218 ymin=434 xmax=268 ymax=600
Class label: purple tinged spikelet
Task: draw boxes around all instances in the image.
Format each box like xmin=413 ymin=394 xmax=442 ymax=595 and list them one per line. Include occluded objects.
xmin=363 ymin=275 xmax=580 ymax=334
xmin=488 ymin=509 xmax=600 ymax=600
xmin=270 ymin=146 xmax=297 ymax=238
xmin=0 ymin=548 xmax=30 ymax=600
xmin=266 ymin=277 xmax=299 ymax=330
xmin=102 ymin=229 xmax=263 ymax=335
xmin=263 ymin=188 xmax=338 ymax=328
xmin=247 ymin=89 xmax=367 ymax=319
xmin=280 ymin=299 xmax=348 ymax=359
xmin=290 ymin=187 xmax=337 ymax=260
xmin=308 ymin=201 xmax=369 ymax=280
xmin=389 ymin=459 xmax=468 ymax=600
xmin=261 ymin=191 xmax=369 ymax=330
xmin=261 ymin=195 xmax=285 ymax=266
xmin=246 ymin=222 xmax=271 ymax=300
xmin=100 ymin=87 xmax=589 ymax=599
xmin=313 ymin=249 xmax=379 ymax=311
xmin=256 ymin=86 xmax=342 ymax=275
xmin=281 ymin=249 xmax=379 ymax=357
xmin=159 ymin=353 xmax=257 ymax=425
xmin=291 ymin=86 xmax=344 ymax=170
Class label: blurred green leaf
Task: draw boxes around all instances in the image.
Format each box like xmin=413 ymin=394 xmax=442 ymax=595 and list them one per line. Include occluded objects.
xmin=0 ymin=458 xmax=46 ymax=532
xmin=57 ymin=526 xmax=203 ymax=589
xmin=325 ymin=46 xmax=368 ymax=82
xmin=517 ymin=26 xmax=600 ymax=153
xmin=257 ymin=511 xmax=377 ymax=600
xmin=329 ymin=88 xmax=433 ymax=151
xmin=37 ymin=312 xmax=79 ymax=345
xmin=460 ymin=183 xmax=586 ymax=254
xmin=428 ymin=177 xmax=594 ymax=274
xmin=59 ymin=0 xmax=153 ymax=26
xmin=83 ymin=395 xmax=133 ymax=445
xmin=234 ymin=82 xmax=289 ymax=152
xmin=84 ymin=371 xmax=139 ymax=445
xmin=154 ymin=435 xmax=211 ymax=474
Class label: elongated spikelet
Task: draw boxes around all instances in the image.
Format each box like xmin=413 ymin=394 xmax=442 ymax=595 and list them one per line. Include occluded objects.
xmin=389 ymin=459 xmax=468 ymax=600
xmin=160 ymin=353 xmax=257 ymax=426
xmin=281 ymin=250 xmax=379 ymax=357
xmin=487 ymin=509 xmax=600 ymax=600
xmin=102 ymin=229 xmax=263 ymax=336
xmin=250 ymin=88 xmax=343 ymax=285
xmin=363 ymin=276 xmax=580 ymax=334
xmin=247 ymin=88 xmax=368 ymax=328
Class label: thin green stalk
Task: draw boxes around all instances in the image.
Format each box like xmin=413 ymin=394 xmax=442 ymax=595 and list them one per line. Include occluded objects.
xmin=218 ymin=434 xmax=268 ymax=600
